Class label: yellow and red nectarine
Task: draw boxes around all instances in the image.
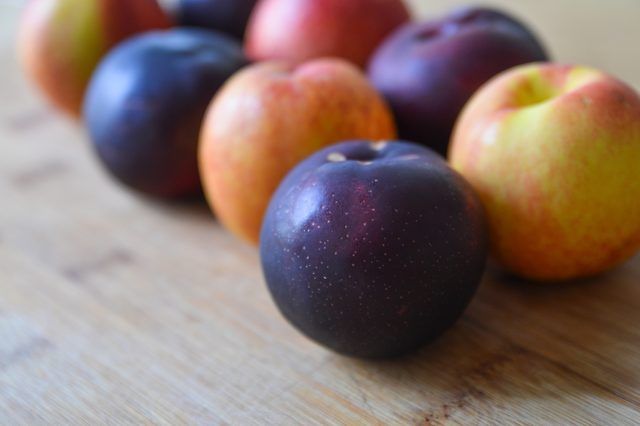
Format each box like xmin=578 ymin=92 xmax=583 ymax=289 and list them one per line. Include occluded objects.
xmin=450 ymin=63 xmax=640 ymax=282
xmin=199 ymin=58 xmax=397 ymax=244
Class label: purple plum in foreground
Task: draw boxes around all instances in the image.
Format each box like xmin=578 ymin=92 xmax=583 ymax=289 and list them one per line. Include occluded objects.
xmin=260 ymin=140 xmax=488 ymax=358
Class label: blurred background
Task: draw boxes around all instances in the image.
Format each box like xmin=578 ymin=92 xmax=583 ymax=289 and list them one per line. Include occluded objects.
xmin=2 ymin=0 xmax=639 ymax=92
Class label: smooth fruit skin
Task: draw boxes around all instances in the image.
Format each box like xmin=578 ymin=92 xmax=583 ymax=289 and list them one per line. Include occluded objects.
xmin=199 ymin=59 xmax=397 ymax=244
xmin=245 ymin=0 xmax=410 ymax=68
xmin=450 ymin=63 xmax=640 ymax=282
xmin=18 ymin=0 xmax=171 ymax=117
xmin=84 ymin=29 xmax=248 ymax=198
xmin=368 ymin=7 xmax=548 ymax=155
xmin=178 ymin=0 xmax=258 ymax=40
xmin=260 ymin=140 xmax=488 ymax=358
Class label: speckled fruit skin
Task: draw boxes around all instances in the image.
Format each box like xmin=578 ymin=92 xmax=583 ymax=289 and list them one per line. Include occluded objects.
xmin=368 ymin=7 xmax=548 ymax=155
xmin=450 ymin=63 xmax=640 ymax=282
xmin=245 ymin=0 xmax=410 ymax=68
xmin=178 ymin=0 xmax=258 ymax=40
xmin=260 ymin=140 xmax=488 ymax=358
xmin=18 ymin=0 xmax=171 ymax=117
xmin=84 ymin=28 xmax=248 ymax=198
xmin=199 ymin=58 xmax=397 ymax=244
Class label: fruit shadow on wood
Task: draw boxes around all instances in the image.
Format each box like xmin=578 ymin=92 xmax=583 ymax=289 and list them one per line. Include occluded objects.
xmin=326 ymin=259 xmax=640 ymax=419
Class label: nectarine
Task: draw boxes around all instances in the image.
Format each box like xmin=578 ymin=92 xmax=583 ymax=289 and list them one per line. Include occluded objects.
xmin=199 ymin=59 xmax=397 ymax=243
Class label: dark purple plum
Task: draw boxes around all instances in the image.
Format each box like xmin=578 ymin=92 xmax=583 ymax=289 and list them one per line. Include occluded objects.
xmin=368 ymin=7 xmax=549 ymax=156
xmin=260 ymin=140 xmax=488 ymax=358
xmin=178 ymin=0 xmax=258 ymax=40
xmin=83 ymin=28 xmax=248 ymax=198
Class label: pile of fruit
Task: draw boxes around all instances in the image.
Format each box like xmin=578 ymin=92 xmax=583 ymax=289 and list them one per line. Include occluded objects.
xmin=19 ymin=0 xmax=640 ymax=358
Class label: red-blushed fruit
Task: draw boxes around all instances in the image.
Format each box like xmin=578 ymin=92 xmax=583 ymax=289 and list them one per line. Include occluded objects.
xmin=449 ymin=63 xmax=640 ymax=282
xmin=199 ymin=58 xmax=397 ymax=244
xmin=18 ymin=0 xmax=171 ymax=117
xmin=245 ymin=0 xmax=410 ymax=68
xmin=260 ymin=140 xmax=488 ymax=358
xmin=368 ymin=7 xmax=548 ymax=155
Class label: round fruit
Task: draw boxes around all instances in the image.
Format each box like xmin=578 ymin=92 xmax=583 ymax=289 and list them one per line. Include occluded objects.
xmin=450 ymin=63 xmax=640 ymax=282
xmin=84 ymin=28 xmax=248 ymax=198
xmin=199 ymin=58 xmax=397 ymax=244
xmin=368 ymin=6 xmax=549 ymax=155
xmin=18 ymin=0 xmax=171 ymax=117
xmin=245 ymin=0 xmax=411 ymax=68
xmin=177 ymin=0 xmax=258 ymax=40
xmin=260 ymin=140 xmax=488 ymax=358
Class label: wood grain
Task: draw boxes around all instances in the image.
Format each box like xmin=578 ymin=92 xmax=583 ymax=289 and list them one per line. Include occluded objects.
xmin=2 ymin=0 xmax=640 ymax=424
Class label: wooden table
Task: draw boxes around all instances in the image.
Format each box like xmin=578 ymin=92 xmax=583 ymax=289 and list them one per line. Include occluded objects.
xmin=2 ymin=0 xmax=640 ymax=424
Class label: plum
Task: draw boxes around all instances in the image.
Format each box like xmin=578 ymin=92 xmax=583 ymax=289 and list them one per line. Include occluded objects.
xmin=83 ymin=28 xmax=248 ymax=198
xmin=260 ymin=140 xmax=488 ymax=358
xmin=177 ymin=0 xmax=258 ymax=40
xmin=368 ymin=7 xmax=549 ymax=156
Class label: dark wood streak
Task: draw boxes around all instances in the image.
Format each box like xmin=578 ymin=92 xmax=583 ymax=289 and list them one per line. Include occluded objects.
xmin=11 ymin=160 xmax=70 ymax=188
xmin=62 ymin=249 xmax=135 ymax=283
xmin=0 ymin=337 xmax=53 ymax=371
xmin=416 ymin=315 xmax=640 ymax=424
xmin=467 ymin=317 xmax=640 ymax=409
xmin=421 ymin=384 xmax=489 ymax=425
xmin=6 ymin=108 xmax=54 ymax=132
